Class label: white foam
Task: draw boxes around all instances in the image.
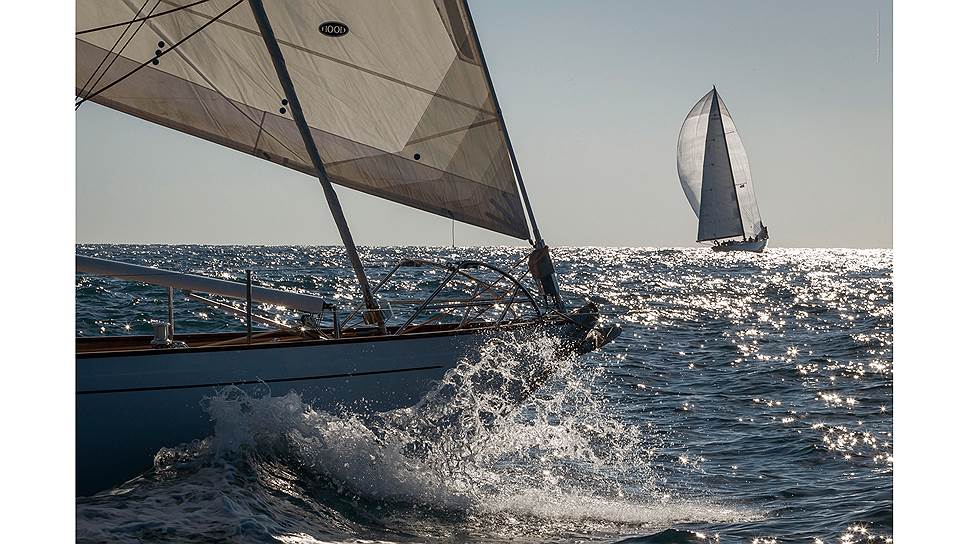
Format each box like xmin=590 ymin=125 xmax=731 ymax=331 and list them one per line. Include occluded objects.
xmin=482 ymin=491 xmax=758 ymax=526
xmin=185 ymin=329 xmax=749 ymax=531
xmin=77 ymin=330 xmax=762 ymax=543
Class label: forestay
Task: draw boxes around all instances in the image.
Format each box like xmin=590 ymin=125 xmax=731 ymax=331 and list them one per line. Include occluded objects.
xmin=76 ymin=0 xmax=529 ymax=239
xmin=676 ymin=88 xmax=763 ymax=241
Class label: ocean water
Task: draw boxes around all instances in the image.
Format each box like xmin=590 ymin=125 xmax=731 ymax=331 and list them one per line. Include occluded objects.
xmin=75 ymin=245 xmax=893 ymax=543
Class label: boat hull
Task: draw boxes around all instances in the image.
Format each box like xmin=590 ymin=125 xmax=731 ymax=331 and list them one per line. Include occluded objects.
xmin=711 ymin=238 xmax=768 ymax=253
xmin=77 ymin=326 xmax=522 ymax=496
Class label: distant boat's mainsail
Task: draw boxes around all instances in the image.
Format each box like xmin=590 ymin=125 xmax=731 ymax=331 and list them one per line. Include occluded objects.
xmin=676 ymin=88 xmax=764 ymax=242
xmin=76 ymin=0 xmax=528 ymax=240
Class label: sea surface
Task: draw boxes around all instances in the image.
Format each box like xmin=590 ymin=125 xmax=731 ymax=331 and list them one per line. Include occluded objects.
xmin=75 ymin=245 xmax=893 ymax=543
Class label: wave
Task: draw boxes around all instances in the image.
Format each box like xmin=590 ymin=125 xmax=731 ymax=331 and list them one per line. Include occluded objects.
xmin=77 ymin=331 xmax=754 ymax=543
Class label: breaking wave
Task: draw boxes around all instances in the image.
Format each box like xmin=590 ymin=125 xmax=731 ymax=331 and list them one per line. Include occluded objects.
xmin=76 ymin=331 xmax=754 ymax=543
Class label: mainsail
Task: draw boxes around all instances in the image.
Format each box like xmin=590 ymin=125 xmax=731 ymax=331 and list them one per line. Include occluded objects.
xmin=676 ymin=88 xmax=763 ymax=242
xmin=76 ymin=0 xmax=529 ymax=239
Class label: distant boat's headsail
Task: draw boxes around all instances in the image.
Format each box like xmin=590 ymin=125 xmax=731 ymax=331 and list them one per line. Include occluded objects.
xmin=676 ymin=87 xmax=765 ymax=244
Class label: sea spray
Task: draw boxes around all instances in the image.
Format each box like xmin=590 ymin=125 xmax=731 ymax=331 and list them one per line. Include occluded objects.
xmin=78 ymin=318 xmax=759 ymax=544
xmin=188 ymin=329 xmax=654 ymax=508
xmin=177 ymin=328 xmax=747 ymax=532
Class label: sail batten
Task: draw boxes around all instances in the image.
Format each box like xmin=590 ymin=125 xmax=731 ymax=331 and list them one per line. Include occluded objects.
xmin=677 ymin=88 xmax=764 ymax=242
xmin=76 ymin=0 xmax=530 ymax=239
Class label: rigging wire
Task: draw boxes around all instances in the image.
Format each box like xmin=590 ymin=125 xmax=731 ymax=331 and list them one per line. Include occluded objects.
xmin=122 ymin=1 xmax=306 ymax=163
xmin=75 ymin=0 xmax=245 ymax=110
xmin=251 ymin=111 xmax=268 ymax=153
xmin=76 ymin=0 xmax=213 ymax=36
xmin=76 ymin=0 xmax=152 ymax=103
xmin=77 ymin=0 xmax=163 ymax=109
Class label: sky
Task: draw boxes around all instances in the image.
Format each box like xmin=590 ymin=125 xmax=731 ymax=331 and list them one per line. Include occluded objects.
xmin=76 ymin=0 xmax=892 ymax=248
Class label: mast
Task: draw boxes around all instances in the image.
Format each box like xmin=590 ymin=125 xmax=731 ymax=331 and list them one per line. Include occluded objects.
xmin=248 ymin=0 xmax=384 ymax=331
xmin=461 ymin=0 xmax=563 ymax=309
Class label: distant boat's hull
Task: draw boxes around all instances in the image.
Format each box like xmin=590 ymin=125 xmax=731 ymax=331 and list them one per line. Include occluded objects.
xmin=76 ymin=317 xmax=605 ymax=497
xmin=711 ymin=239 xmax=768 ymax=253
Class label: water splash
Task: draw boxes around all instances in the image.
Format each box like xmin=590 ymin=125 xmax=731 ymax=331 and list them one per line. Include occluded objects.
xmin=78 ymin=329 xmax=753 ymax=543
xmin=194 ymin=329 xmax=717 ymax=516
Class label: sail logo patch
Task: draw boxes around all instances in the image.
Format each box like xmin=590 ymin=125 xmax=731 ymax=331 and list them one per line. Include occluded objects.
xmin=319 ymin=21 xmax=349 ymax=37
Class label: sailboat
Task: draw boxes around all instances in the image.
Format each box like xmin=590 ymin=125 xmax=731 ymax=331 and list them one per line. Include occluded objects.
xmin=676 ymin=87 xmax=769 ymax=252
xmin=75 ymin=0 xmax=621 ymax=496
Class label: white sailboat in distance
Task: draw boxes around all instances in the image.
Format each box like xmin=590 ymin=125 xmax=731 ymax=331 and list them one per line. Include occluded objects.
xmin=677 ymin=87 xmax=769 ymax=252
xmin=74 ymin=0 xmax=621 ymax=496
